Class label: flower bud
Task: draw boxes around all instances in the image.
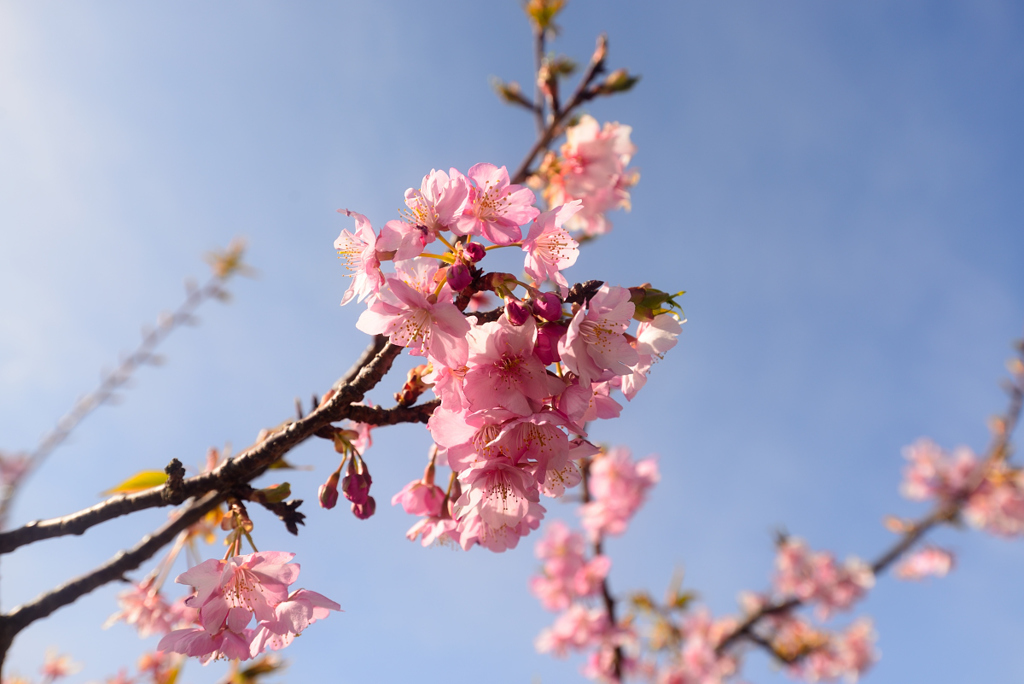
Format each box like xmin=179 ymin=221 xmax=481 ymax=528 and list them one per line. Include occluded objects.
xmin=505 ymin=298 xmax=530 ymax=326
xmin=531 ymin=291 xmax=563 ymax=322
xmin=535 ymin=323 xmax=566 ymax=365
xmin=342 ymin=457 xmax=372 ymax=505
xmin=351 ymin=496 xmax=376 ymax=520
xmin=447 ymin=261 xmax=473 ymax=291
xmin=462 ymin=242 xmax=485 ymax=263
xmin=319 ymin=471 xmax=340 ymax=509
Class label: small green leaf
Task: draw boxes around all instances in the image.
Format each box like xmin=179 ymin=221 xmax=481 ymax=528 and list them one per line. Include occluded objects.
xmin=102 ymin=470 xmax=168 ymax=495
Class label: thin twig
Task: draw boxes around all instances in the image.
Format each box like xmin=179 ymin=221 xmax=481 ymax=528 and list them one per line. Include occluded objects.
xmin=533 ymin=27 xmax=547 ymax=136
xmin=0 ymin=491 xmax=224 ymax=672
xmin=0 ymin=341 xmax=404 ymax=555
xmin=510 ymin=34 xmax=608 ymax=185
xmin=716 ymin=346 xmax=1024 ymax=656
xmin=0 ymin=243 xmax=248 ymax=529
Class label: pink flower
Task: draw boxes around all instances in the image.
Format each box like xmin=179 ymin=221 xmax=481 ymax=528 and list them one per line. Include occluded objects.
xmin=40 ymin=650 xmax=81 ymax=680
xmin=558 ymin=284 xmax=639 ymax=386
xmin=535 ymin=604 xmax=611 ymax=657
xmin=530 ymin=521 xmax=611 ymax=611
xmin=356 ymin=270 xmax=470 ymax=368
xmin=521 ymin=201 xmax=582 ymax=296
xmin=406 ymin=515 xmax=460 ymax=548
xmin=895 ymin=546 xmax=955 ymax=580
xmin=403 ymin=168 xmax=470 ymax=238
xmin=900 ymin=439 xmax=977 ymax=503
xmin=963 ymin=464 xmax=1024 ymax=536
xmin=454 ymin=459 xmax=545 ymax=552
xmin=773 ymin=538 xmax=874 ymax=618
xmin=621 ymin=313 xmax=683 ymax=400
xmin=545 ymin=115 xmax=638 ymax=236
xmin=104 ymin=578 xmax=189 ymax=638
xmin=391 ymin=478 xmax=445 ymax=517
xmin=463 ymin=316 xmax=563 ymax=416
xmin=455 ymin=163 xmax=539 ymax=245
xmin=580 ymin=447 xmax=659 ymax=539
xmin=158 ymin=551 xmax=339 ymax=663
xmin=334 ymin=209 xmax=384 ymax=306
xmin=248 ymin=589 xmax=342 ymax=657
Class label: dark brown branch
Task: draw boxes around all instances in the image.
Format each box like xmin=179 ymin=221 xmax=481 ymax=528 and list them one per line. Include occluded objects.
xmin=347 ymin=401 xmax=439 ymax=427
xmin=0 ymin=491 xmax=224 ymax=671
xmin=510 ymin=34 xmax=608 ymax=185
xmin=0 ymin=340 xmax=403 ymax=555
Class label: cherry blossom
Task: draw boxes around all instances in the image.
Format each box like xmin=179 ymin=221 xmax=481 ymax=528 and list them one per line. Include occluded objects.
xmin=403 ymin=168 xmax=470 ymax=238
xmin=559 ymin=284 xmax=639 ymax=386
xmin=580 ymin=446 xmax=660 ymax=539
xmin=894 ymin=546 xmax=955 ymax=580
xmin=521 ymin=200 xmax=583 ymax=296
xmin=334 ymin=209 xmax=384 ymax=306
xmin=455 ymin=163 xmax=539 ymax=244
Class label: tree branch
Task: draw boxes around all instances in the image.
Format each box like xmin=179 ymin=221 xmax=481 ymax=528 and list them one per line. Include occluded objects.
xmin=0 ymin=340 xmax=403 ymax=555
xmin=716 ymin=346 xmax=1024 ymax=656
xmin=510 ymin=34 xmax=608 ymax=185
xmin=0 ymin=243 xmax=249 ymax=530
xmin=0 ymin=491 xmax=224 ymax=671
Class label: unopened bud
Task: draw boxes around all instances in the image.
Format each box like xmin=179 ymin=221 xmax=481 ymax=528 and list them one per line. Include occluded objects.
xmin=342 ymin=457 xmax=372 ymax=505
xmin=535 ymin=323 xmax=566 ymax=365
xmin=463 ymin=242 xmax=485 ymax=263
xmin=447 ymin=262 xmax=473 ymax=291
xmin=319 ymin=471 xmax=341 ymax=509
xmin=351 ymin=496 xmax=376 ymax=520
xmin=595 ymin=68 xmax=640 ymax=96
xmin=505 ymin=299 xmax=530 ymax=326
xmin=531 ymin=291 xmax=563 ymax=322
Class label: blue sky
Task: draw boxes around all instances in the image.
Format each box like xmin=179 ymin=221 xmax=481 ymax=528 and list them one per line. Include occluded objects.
xmin=1 ymin=1 xmax=1023 ymax=682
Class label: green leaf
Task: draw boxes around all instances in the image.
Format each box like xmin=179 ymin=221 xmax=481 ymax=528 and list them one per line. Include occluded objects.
xmin=102 ymin=470 xmax=168 ymax=496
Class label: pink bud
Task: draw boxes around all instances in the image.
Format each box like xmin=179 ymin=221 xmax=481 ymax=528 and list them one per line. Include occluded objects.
xmin=351 ymin=496 xmax=377 ymax=520
xmin=318 ymin=480 xmax=339 ymax=510
xmin=447 ymin=262 xmax=473 ymax=291
xmin=535 ymin=323 xmax=566 ymax=365
xmin=342 ymin=458 xmax=372 ymax=505
xmin=463 ymin=242 xmax=485 ymax=263
xmin=531 ymin=291 xmax=563 ymax=322
xmin=505 ymin=299 xmax=530 ymax=326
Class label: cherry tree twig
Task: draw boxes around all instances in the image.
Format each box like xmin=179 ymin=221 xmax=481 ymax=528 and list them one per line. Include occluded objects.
xmin=510 ymin=34 xmax=608 ymax=185
xmin=0 ymin=491 xmax=224 ymax=672
xmin=0 ymin=339 xmax=406 ymax=555
xmin=716 ymin=340 xmax=1024 ymax=657
xmin=0 ymin=241 xmax=249 ymax=530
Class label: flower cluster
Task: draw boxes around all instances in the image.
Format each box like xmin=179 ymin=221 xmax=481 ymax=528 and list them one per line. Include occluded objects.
xmin=336 ymin=161 xmax=682 ymax=552
xmin=531 ymin=447 xmax=662 ymax=682
xmin=540 ymin=115 xmax=639 ymax=237
xmin=773 ymin=538 xmax=874 ymax=620
xmin=581 ymin=446 xmax=660 ymax=539
xmin=901 ymin=438 xmax=1024 ymax=536
xmin=529 ymin=521 xmax=611 ymax=611
xmin=157 ymin=552 xmax=340 ymax=663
